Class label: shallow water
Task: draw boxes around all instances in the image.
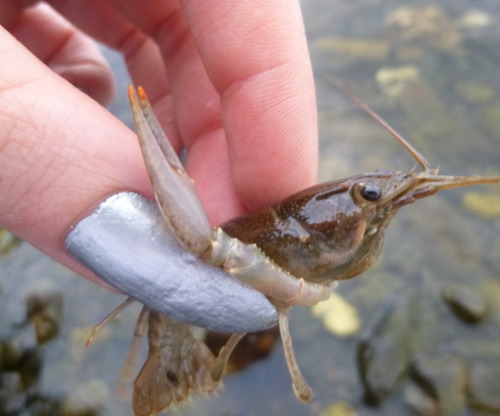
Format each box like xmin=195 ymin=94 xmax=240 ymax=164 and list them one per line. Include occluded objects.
xmin=1 ymin=1 xmax=500 ymax=415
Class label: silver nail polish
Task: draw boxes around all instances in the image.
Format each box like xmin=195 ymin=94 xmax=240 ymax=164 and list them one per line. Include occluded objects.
xmin=65 ymin=192 xmax=277 ymax=332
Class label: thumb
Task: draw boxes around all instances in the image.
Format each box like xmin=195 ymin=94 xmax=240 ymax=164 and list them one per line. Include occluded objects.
xmin=0 ymin=27 xmax=151 ymax=284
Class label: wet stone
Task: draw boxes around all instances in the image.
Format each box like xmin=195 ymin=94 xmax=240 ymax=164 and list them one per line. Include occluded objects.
xmin=61 ymin=379 xmax=109 ymax=416
xmin=357 ymin=296 xmax=413 ymax=404
xmin=311 ymin=37 xmax=390 ymax=64
xmin=17 ymin=348 xmax=42 ymax=389
xmin=468 ymin=361 xmax=500 ymax=412
xmin=26 ymin=292 xmax=63 ymax=345
xmin=441 ymin=283 xmax=488 ymax=323
xmin=27 ymin=396 xmax=63 ymax=416
xmin=375 ymin=65 xmax=420 ymax=98
xmin=311 ymin=292 xmax=361 ymax=337
xmin=454 ymin=82 xmax=495 ymax=104
xmin=462 ymin=192 xmax=500 ymax=219
xmin=385 ymin=5 xmax=462 ymax=53
xmin=320 ymin=401 xmax=358 ymax=416
xmin=358 ymin=333 xmax=412 ymax=404
xmin=404 ymin=381 xmax=439 ymax=416
xmin=0 ymin=339 xmax=24 ymax=371
xmin=409 ymin=353 xmax=467 ymax=415
xmin=457 ymin=10 xmax=493 ymax=29
xmin=0 ymin=372 xmax=26 ymax=415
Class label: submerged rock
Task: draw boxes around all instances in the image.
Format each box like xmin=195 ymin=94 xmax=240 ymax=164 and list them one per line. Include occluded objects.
xmin=441 ymin=283 xmax=488 ymax=323
xmin=356 ymin=282 xmax=500 ymax=414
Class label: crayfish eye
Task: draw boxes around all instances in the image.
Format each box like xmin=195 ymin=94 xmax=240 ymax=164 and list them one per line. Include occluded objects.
xmin=360 ymin=183 xmax=382 ymax=201
xmin=352 ymin=182 xmax=382 ymax=202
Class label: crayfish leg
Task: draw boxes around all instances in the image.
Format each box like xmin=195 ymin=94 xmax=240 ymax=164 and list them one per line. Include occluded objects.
xmin=277 ymin=305 xmax=314 ymax=402
xmin=85 ymin=297 xmax=135 ymax=347
xmin=211 ymin=332 xmax=246 ymax=381
xmin=121 ymin=306 xmax=150 ymax=380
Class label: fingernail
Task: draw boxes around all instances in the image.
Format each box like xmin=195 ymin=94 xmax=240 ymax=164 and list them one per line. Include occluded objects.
xmin=65 ymin=192 xmax=277 ymax=332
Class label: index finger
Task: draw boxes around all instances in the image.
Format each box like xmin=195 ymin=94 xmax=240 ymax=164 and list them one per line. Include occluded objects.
xmin=43 ymin=0 xmax=318 ymax=219
xmin=102 ymin=0 xmax=317 ymax=213
xmin=181 ymin=0 xmax=318 ymax=209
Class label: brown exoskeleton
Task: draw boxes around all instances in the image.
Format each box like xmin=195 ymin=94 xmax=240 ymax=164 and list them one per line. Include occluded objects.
xmin=127 ymin=307 xmax=242 ymax=415
xmin=86 ymin=300 xmax=243 ymax=415
xmin=90 ymin=85 xmax=500 ymax=415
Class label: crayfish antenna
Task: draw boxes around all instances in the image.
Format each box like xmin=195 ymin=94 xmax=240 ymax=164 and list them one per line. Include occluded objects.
xmin=322 ymin=75 xmax=432 ymax=171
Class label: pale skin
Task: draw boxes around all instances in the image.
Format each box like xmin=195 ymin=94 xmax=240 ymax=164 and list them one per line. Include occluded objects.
xmin=0 ymin=0 xmax=318 ymax=286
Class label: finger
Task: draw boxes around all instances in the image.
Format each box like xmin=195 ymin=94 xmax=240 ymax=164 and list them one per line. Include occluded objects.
xmin=104 ymin=0 xmax=222 ymax=147
xmin=2 ymin=2 xmax=115 ymax=104
xmin=7 ymin=0 xmax=234 ymax=225
xmin=181 ymin=0 xmax=318 ymax=209
xmin=0 ymin=26 xmax=152 ymax=285
xmin=48 ymin=0 xmax=247 ymax=224
xmin=100 ymin=0 xmax=317 ymax=222
xmin=37 ymin=0 xmax=180 ymax=152
xmin=102 ymin=0 xmax=317 ymax=210
xmin=43 ymin=1 xmax=317 ymax=223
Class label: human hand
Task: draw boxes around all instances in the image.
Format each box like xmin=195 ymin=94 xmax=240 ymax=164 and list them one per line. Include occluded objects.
xmin=0 ymin=1 xmax=317 ymax=327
